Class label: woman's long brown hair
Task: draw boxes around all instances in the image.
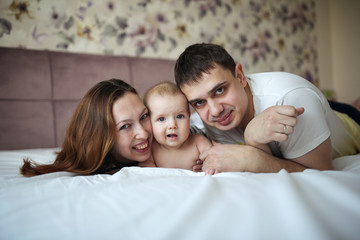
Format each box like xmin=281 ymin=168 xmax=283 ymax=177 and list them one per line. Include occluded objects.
xmin=21 ymin=79 xmax=137 ymax=177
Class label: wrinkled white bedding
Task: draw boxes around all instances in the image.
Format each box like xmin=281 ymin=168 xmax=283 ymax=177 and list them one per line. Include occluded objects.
xmin=0 ymin=149 xmax=360 ymax=240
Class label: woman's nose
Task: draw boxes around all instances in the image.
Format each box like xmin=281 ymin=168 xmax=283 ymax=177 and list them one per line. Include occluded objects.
xmin=135 ymin=123 xmax=149 ymax=139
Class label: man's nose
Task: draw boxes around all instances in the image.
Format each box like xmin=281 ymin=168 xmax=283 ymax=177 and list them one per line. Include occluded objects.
xmin=208 ymin=99 xmax=223 ymax=117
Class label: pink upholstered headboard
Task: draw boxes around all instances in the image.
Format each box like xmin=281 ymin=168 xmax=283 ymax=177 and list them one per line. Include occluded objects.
xmin=0 ymin=47 xmax=176 ymax=150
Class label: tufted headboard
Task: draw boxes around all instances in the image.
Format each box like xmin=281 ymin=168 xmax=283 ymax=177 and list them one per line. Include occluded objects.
xmin=0 ymin=47 xmax=176 ymax=150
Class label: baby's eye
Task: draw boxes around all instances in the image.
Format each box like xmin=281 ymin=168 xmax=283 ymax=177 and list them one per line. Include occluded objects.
xmin=215 ymin=87 xmax=224 ymax=95
xmin=157 ymin=117 xmax=165 ymax=122
xmin=177 ymin=114 xmax=185 ymax=119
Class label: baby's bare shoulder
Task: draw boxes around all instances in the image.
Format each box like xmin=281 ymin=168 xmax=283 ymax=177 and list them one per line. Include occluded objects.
xmin=190 ymin=133 xmax=210 ymax=141
xmin=188 ymin=133 xmax=212 ymax=150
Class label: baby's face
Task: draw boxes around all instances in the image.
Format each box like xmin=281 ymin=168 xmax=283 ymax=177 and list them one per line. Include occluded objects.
xmin=148 ymin=93 xmax=190 ymax=148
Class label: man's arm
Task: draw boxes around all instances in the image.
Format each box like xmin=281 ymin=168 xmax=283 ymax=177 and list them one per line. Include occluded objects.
xmin=291 ymin=137 xmax=333 ymax=170
xmin=200 ymin=137 xmax=333 ymax=173
xmin=200 ymin=143 xmax=307 ymax=173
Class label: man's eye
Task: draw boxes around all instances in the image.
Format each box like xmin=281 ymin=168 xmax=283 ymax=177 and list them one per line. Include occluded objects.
xmin=216 ymin=87 xmax=224 ymax=95
xmin=157 ymin=117 xmax=165 ymax=122
xmin=194 ymin=100 xmax=204 ymax=108
xmin=177 ymin=114 xmax=185 ymax=119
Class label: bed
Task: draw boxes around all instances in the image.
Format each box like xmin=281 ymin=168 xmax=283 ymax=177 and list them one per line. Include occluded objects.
xmin=1 ymin=149 xmax=360 ymax=240
xmin=1 ymin=47 xmax=360 ymax=240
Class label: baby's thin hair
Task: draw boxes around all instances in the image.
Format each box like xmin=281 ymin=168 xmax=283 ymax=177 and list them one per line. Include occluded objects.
xmin=144 ymin=81 xmax=183 ymax=106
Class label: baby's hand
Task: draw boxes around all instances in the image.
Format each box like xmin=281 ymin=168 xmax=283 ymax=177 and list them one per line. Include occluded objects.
xmin=204 ymin=168 xmax=221 ymax=175
xmin=192 ymin=159 xmax=203 ymax=172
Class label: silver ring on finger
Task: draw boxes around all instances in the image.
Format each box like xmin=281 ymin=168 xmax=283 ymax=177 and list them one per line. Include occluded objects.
xmin=284 ymin=125 xmax=288 ymax=134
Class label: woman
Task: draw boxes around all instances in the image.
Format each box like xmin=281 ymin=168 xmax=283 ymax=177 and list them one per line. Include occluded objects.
xmin=21 ymin=79 xmax=153 ymax=176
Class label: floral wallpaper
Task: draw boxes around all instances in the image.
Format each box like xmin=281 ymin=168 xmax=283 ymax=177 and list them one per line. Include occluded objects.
xmin=0 ymin=0 xmax=318 ymax=85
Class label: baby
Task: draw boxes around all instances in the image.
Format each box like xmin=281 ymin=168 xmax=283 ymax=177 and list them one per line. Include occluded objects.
xmin=140 ymin=81 xmax=212 ymax=172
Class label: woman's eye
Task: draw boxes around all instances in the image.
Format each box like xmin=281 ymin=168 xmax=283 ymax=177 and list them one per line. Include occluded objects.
xmin=157 ymin=117 xmax=165 ymax=122
xmin=215 ymin=87 xmax=224 ymax=95
xmin=120 ymin=124 xmax=130 ymax=130
xmin=177 ymin=114 xmax=185 ymax=119
xmin=140 ymin=113 xmax=149 ymax=120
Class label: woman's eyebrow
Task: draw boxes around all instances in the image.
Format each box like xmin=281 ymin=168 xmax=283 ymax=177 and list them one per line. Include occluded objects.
xmin=140 ymin=107 xmax=148 ymax=116
xmin=116 ymin=118 xmax=131 ymax=126
xmin=116 ymin=107 xmax=148 ymax=125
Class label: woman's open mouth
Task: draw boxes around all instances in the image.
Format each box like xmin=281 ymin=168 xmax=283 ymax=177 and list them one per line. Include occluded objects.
xmin=133 ymin=141 xmax=150 ymax=152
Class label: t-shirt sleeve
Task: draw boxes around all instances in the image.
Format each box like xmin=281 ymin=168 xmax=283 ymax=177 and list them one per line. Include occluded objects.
xmin=279 ymin=88 xmax=331 ymax=159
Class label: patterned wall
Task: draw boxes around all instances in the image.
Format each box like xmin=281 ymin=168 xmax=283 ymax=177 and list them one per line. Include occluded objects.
xmin=0 ymin=0 xmax=318 ymax=84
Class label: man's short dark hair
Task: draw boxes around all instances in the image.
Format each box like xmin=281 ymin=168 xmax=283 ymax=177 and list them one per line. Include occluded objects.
xmin=174 ymin=43 xmax=236 ymax=88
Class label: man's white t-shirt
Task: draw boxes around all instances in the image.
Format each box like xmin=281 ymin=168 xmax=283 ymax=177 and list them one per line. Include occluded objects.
xmin=199 ymin=72 xmax=360 ymax=159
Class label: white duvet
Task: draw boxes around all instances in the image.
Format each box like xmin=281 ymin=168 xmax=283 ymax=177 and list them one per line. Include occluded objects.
xmin=0 ymin=148 xmax=360 ymax=240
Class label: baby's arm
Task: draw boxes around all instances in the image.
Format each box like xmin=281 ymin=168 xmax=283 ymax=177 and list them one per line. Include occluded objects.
xmin=194 ymin=134 xmax=213 ymax=174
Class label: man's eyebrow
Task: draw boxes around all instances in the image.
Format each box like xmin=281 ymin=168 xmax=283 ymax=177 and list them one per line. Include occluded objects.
xmin=189 ymin=98 xmax=202 ymax=105
xmin=208 ymin=81 xmax=227 ymax=95
xmin=188 ymin=81 xmax=227 ymax=104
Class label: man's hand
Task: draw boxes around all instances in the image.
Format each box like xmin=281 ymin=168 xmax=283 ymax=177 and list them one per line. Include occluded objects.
xmin=200 ymin=143 xmax=252 ymax=173
xmin=244 ymin=106 xmax=304 ymax=148
xmin=200 ymin=142 xmax=307 ymax=174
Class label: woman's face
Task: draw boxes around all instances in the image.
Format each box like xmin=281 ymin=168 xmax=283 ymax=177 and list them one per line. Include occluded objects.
xmin=112 ymin=92 xmax=153 ymax=163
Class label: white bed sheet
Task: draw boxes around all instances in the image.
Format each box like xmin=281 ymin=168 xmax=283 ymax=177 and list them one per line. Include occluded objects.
xmin=0 ymin=148 xmax=360 ymax=240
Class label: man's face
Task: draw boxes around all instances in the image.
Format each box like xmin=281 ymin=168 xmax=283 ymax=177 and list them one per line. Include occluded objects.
xmin=180 ymin=64 xmax=250 ymax=131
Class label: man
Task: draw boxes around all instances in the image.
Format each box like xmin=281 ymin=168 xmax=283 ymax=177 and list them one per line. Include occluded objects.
xmin=174 ymin=43 xmax=360 ymax=174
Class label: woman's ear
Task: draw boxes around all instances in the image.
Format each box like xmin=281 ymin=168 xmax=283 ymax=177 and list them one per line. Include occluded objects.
xmin=235 ymin=63 xmax=246 ymax=86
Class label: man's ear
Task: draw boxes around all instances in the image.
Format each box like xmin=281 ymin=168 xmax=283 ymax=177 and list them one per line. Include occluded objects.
xmin=235 ymin=63 xmax=246 ymax=85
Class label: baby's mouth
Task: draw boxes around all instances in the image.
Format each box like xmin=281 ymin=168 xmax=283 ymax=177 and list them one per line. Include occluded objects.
xmin=167 ymin=134 xmax=178 ymax=138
